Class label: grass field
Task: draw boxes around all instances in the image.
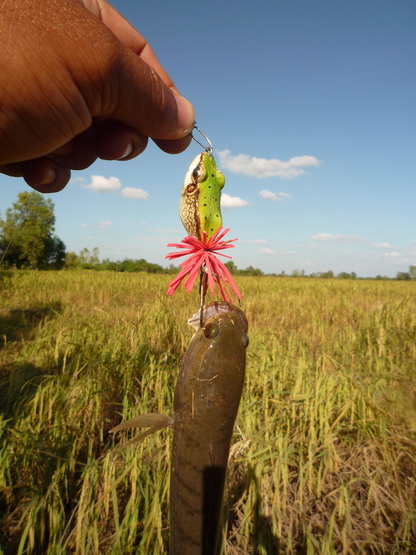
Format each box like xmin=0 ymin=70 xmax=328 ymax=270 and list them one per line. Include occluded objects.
xmin=0 ymin=270 xmax=415 ymax=554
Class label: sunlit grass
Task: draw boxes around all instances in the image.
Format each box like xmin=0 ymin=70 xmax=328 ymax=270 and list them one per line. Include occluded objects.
xmin=1 ymin=270 xmax=415 ymax=553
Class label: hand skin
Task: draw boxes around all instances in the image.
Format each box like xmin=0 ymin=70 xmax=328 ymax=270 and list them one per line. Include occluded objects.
xmin=0 ymin=0 xmax=195 ymax=193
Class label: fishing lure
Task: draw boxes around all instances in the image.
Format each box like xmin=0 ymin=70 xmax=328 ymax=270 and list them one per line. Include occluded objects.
xmin=179 ymin=128 xmax=224 ymax=241
xmin=166 ymin=127 xmax=242 ymax=316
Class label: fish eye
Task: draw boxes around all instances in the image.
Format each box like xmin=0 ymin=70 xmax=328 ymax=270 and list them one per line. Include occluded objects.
xmin=240 ymin=333 xmax=249 ymax=349
xmin=192 ymin=165 xmax=207 ymax=183
xmin=204 ymin=323 xmax=219 ymax=339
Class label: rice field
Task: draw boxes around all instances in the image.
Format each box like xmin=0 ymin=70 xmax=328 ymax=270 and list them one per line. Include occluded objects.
xmin=0 ymin=270 xmax=415 ymax=554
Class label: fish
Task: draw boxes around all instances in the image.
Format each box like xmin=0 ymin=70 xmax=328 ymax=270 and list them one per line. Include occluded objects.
xmin=110 ymin=301 xmax=249 ymax=554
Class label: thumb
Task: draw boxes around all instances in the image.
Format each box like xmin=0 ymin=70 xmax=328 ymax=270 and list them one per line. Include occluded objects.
xmin=113 ymin=53 xmax=195 ymax=141
xmin=82 ymin=43 xmax=195 ymax=143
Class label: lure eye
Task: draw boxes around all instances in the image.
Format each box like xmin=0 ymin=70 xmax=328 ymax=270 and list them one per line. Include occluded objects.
xmin=192 ymin=165 xmax=207 ymax=183
xmin=204 ymin=323 xmax=219 ymax=339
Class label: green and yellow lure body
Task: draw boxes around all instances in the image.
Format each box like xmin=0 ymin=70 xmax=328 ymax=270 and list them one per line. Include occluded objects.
xmin=179 ymin=152 xmax=225 ymax=240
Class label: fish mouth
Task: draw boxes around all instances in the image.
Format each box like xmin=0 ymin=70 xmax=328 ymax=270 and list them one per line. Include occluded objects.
xmin=188 ymin=301 xmax=247 ymax=331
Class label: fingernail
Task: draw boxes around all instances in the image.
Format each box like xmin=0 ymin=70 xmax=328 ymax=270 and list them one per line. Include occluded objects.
xmin=116 ymin=142 xmax=133 ymax=160
xmin=41 ymin=167 xmax=56 ymax=185
xmin=175 ymin=96 xmax=195 ymax=134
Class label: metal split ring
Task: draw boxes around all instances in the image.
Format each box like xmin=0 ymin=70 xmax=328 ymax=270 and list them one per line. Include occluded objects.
xmin=190 ymin=125 xmax=213 ymax=155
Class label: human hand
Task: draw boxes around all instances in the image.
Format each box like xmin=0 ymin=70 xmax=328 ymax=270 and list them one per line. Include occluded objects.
xmin=0 ymin=0 xmax=195 ymax=193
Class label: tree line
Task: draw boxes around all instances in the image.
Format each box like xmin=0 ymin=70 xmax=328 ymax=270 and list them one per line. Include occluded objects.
xmin=65 ymin=247 xmax=177 ymax=274
xmin=63 ymin=248 xmax=266 ymax=276
xmin=1 ymin=192 xmax=415 ymax=280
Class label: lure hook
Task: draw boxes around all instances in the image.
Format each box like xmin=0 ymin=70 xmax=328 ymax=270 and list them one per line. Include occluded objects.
xmin=191 ymin=125 xmax=213 ymax=155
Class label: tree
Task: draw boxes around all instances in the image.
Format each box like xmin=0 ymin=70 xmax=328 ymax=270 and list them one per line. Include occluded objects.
xmin=337 ymin=272 xmax=357 ymax=280
xmin=396 ymin=271 xmax=411 ymax=281
xmin=240 ymin=265 xmax=264 ymax=276
xmin=225 ymin=261 xmax=238 ymax=274
xmin=0 ymin=191 xmax=66 ymax=269
xmin=79 ymin=247 xmax=91 ymax=266
xmin=64 ymin=251 xmax=80 ymax=269
xmin=291 ymin=269 xmax=305 ymax=277
xmin=44 ymin=235 xmax=66 ymax=269
xmin=77 ymin=247 xmax=100 ymax=268
xmin=90 ymin=247 xmax=100 ymax=266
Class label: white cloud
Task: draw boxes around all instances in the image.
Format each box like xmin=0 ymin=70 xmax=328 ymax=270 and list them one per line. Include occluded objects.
xmin=82 ymin=175 xmax=150 ymax=199
xmin=81 ymin=223 xmax=88 ymax=228
xmin=218 ymin=149 xmax=320 ymax=179
xmin=373 ymin=242 xmax=393 ymax=248
xmin=99 ymin=220 xmax=113 ymax=229
xmin=71 ymin=177 xmax=85 ymax=185
xmin=260 ymin=248 xmax=295 ymax=255
xmin=382 ymin=251 xmax=402 ymax=258
xmin=259 ymin=190 xmax=278 ymax=200
xmin=312 ymin=233 xmax=367 ymax=243
xmin=85 ymin=175 xmax=121 ymax=193
xmin=221 ymin=193 xmax=248 ymax=208
xmin=121 ymin=187 xmax=149 ymax=199
xmin=259 ymin=190 xmax=291 ymax=201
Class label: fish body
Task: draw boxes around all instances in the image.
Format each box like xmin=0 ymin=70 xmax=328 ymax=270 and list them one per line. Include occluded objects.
xmin=170 ymin=301 xmax=248 ymax=554
xmin=180 ymin=152 xmax=225 ymax=240
xmin=111 ymin=301 xmax=248 ymax=554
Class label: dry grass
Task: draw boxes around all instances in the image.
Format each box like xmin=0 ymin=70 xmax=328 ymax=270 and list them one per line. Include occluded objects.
xmin=0 ymin=270 xmax=415 ymax=554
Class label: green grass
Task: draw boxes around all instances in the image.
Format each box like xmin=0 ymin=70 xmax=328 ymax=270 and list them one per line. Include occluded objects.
xmin=1 ymin=270 xmax=415 ymax=553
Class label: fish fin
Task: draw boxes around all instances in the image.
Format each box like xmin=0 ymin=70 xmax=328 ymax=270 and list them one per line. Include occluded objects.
xmin=110 ymin=412 xmax=172 ymax=447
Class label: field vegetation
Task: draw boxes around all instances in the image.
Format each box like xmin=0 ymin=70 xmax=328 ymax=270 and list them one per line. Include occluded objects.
xmin=0 ymin=271 xmax=415 ymax=553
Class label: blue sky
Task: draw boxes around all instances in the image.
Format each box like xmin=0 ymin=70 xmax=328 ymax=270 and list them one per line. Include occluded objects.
xmin=1 ymin=0 xmax=415 ymax=277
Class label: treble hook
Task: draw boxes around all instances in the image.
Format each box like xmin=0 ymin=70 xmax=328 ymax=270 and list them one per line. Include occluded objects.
xmin=191 ymin=125 xmax=213 ymax=155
